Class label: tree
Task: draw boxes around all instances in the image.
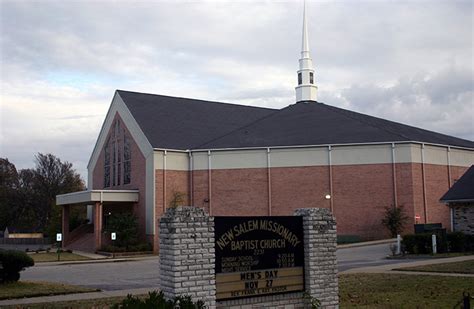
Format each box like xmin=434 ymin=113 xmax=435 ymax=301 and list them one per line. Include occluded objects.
xmin=31 ymin=153 xmax=85 ymax=235
xmin=0 ymin=158 xmax=20 ymax=230
xmin=0 ymin=154 xmax=85 ymax=234
xmin=381 ymin=205 xmax=409 ymax=237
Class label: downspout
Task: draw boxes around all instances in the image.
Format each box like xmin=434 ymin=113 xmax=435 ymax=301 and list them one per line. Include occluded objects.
xmin=421 ymin=144 xmax=428 ymax=223
xmin=208 ymin=150 xmax=212 ymax=215
xmin=163 ymin=150 xmax=167 ymax=212
xmin=391 ymin=143 xmax=398 ymax=208
xmin=267 ymin=148 xmax=272 ymax=216
xmin=189 ymin=152 xmax=193 ymax=206
xmin=447 ymin=146 xmax=453 ymax=231
xmin=328 ymin=145 xmax=334 ymax=213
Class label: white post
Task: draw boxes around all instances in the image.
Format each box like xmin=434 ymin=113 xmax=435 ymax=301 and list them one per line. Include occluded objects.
xmin=396 ymin=234 xmax=401 ymax=255
xmin=432 ymin=234 xmax=437 ymax=254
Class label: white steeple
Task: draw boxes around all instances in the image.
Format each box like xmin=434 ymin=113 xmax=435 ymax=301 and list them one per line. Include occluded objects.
xmin=295 ymin=0 xmax=318 ymax=102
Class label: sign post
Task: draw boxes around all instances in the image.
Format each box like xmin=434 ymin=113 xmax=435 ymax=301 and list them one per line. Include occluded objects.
xmin=56 ymin=233 xmax=62 ymax=261
xmin=111 ymin=232 xmax=116 ymax=258
xmin=215 ymin=216 xmax=304 ymax=300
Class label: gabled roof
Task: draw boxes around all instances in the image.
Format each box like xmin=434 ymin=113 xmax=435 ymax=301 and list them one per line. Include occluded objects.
xmin=440 ymin=165 xmax=474 ymax=203
xmin=117 ymin=90 xmax=474 ymax=151
xmin=117 ymin=90 xmax=276 ymax=150
xmin=197 ymin=101 xmax=474 ymax=149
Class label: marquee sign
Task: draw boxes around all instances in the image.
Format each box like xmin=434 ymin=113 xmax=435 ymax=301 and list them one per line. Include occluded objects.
xmin=215 ymin=216 xmax=304 ymax=300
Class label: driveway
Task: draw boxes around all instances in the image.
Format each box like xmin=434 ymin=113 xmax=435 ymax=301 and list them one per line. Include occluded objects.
xmin=21 ymin=242 xmax=431 ymax=291
xmin=337 ymin=242 xmax=426 ymax=272
xmin=22 ymin=258 xmax=160 ymax=291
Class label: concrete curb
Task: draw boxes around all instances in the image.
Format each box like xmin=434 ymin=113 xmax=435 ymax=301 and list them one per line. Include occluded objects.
xmin=337 ymin=238 xmax=396 ymax=249
xmin=340 ymin=254 xmax=474 ymax=274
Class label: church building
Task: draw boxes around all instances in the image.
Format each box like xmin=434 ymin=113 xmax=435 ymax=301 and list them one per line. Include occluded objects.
xmin=57 ymin=6 xmax=474 ymax=253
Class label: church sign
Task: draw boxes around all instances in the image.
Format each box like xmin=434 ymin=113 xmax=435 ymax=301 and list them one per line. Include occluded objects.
xmin=215 ymin=216 xmax=304 ymax=300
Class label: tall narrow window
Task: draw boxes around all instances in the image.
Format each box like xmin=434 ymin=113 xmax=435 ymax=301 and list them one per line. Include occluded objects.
xmin=298 ymin=72 xmax=302 ymax=85
xmin=309 ymin=72 xmax=314 ymax=84
xmin=112 ymin=140 xmax=116 ymax=186
xmin=124 ymin=133 xmax=131 ymax=184
xmin=104 ymin=119 xmax=131 ymax=187
xmin=104 ymin=138 xmax=111 ymax=187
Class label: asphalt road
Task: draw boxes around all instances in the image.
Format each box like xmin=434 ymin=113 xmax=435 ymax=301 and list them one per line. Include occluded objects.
xmin=337 ymin=243 xmax=425 ymax=272
xmin=22 ymin=258 xmax=161 ymax=291
xmin=22 ymin=243 xmax=427 ymax=291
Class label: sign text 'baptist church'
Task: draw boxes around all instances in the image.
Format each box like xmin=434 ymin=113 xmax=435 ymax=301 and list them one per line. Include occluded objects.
xmin=215 ymin=216 xmax=304 ymax=300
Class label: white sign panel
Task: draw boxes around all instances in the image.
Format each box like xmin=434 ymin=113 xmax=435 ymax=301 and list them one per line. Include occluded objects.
xmin=111 ymin=232 xmax=116 ymax=240
xmin=56 ymin=233 xmax=62 ymax=242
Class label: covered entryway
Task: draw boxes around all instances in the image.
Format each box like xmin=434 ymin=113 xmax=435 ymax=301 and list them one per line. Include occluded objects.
xmin=56 ymin=190 xmax=139 ymax=252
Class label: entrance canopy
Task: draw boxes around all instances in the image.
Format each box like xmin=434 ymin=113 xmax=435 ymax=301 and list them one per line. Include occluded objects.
xmin=56 ymin=190 xmax=139 ymax=206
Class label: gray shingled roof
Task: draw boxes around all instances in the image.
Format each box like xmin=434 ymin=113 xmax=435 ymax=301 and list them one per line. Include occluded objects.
xmin=197 ymin=101 xmax=474 ymax=149
xmin=118 ymin=90 xmax=276 ymax=149
xmin=118 ymin=90 xmax=474 ymax=150
xmin=440 ymin=165 xmax=474 ymax=203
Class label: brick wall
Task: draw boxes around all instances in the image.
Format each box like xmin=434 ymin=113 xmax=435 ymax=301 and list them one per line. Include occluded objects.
xmin=91 ymin=112 xmax=147 ymax=239
xmin=452 ymin=204 xmax=474 ymax=235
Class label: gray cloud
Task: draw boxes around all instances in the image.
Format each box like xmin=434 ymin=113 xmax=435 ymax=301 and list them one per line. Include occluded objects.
xmin=1 ymin=0 xmax=472 ymax=182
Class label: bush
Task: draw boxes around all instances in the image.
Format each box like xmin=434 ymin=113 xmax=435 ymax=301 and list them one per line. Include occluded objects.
xmin=402 ymin=231 xmax=473 ymax=255
xmin=402 ymin=233 xmax=432 ymax=254
xmin=381 ymin=205 xmax=409 ymax=237
xmin=447 ymin=232 xmax=474 ymax=252
xmin=0 ymin=250 xmax=34 ymax=283
xmin=105 ymin=212 xmax=139 ymax=249
xmin=112 ymin=291 xmax=205 ymax=309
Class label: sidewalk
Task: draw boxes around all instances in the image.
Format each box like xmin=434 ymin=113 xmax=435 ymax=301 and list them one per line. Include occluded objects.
xmin=0 ymin=287 xmax=156 ymax=307
xmin=340 ymin=254 xmax=474 ymax=276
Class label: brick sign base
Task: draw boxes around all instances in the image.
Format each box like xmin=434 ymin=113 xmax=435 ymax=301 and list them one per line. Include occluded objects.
xmin=159 ymin=206 xmax=339 ymax=309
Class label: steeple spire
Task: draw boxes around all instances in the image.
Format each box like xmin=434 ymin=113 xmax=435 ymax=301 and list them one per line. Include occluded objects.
xmin=295 ymin=0 xmax=318 ymax=102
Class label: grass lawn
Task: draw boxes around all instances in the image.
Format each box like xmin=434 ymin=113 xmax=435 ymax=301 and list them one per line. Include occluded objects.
xmin=4 ymin=274 xmax=473 ymax=308
xmin=339 ymin=273 xmax=473 ymax=308
xmin=30 ymin=252 xmax=91 ymax=263
xmin=395 ymin=259 xmax=474 ymax=274
xmin=0 ymin=281 xmax=98 ymax=300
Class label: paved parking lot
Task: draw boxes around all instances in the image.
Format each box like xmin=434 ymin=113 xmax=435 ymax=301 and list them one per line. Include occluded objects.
xmin=20 ymin=242 xmax=430 ymax=291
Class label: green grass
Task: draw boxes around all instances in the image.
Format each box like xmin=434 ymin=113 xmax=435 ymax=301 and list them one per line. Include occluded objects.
xmin=2 ymin=294 xmax=149 ymax=309
xmin=3 ymin=274 xmax=473 ymax=308
xmin=395 ymin=259 xmax=474 ymax=274
xmin=30 ymin=252 xmax=91 ymax=263
xmin=339 ymin=273 xmax=473 ymax=308
xmin=0 ymin=281 xmax=97 ymax=300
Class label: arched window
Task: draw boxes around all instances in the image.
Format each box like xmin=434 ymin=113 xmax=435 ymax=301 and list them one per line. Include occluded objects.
xmin=104 ymin=119 xmax=131 ymax=187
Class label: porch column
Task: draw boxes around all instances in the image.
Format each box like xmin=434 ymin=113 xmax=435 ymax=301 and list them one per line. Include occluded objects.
xmin=94 ymin=202 xmax=103 ymax=251
xmin=61 ymin=205 xmax=70 ymax=248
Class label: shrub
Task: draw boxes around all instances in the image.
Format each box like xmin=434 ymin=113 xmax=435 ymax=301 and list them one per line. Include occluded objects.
xmin=402 ymin=229 xmax=455 ymax=254
xmin=112 ymin=291 xmax=205 ymax=309
xmin=402 ymin=233 xmax=432 ymax=254
xmin=105 ymin=212 xmax=139 ymax=249
xmin=381 ymin=205 xmax=409 ymax=237
xmin=0 ymin=250 xmax=34 ymax=283
xmin=447 ymin=232 xmax=474 ymax=252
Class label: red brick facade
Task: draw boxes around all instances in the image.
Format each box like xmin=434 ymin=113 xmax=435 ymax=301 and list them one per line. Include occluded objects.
xmin=90 ymin=118 xmax=471 ymax=247
xmin=92 ymin=113 xmax=147 ymax=240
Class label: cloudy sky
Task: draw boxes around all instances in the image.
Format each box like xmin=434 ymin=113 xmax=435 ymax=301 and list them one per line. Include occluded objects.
xmin=1 ymin=0 xmax=473 ymax=183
